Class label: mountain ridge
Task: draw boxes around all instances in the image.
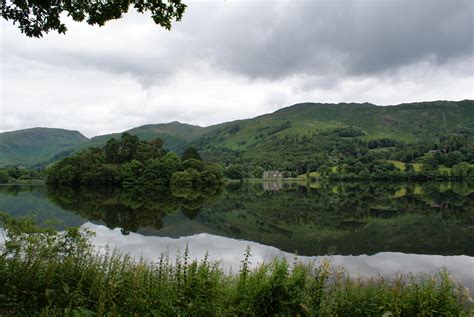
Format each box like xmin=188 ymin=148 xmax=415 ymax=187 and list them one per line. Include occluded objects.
xmin=0 ymin=128 xmax=88 ymax=167
xmin=1 ymin=100 xmax=472 ymax=167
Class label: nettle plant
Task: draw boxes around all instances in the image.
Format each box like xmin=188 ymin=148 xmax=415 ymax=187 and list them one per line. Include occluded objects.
xmin=0 ymin=212 xmax=93 ymax=261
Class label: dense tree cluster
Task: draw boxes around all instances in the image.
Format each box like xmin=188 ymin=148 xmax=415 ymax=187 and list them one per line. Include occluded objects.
xmin=323 ymin=160 xmax=474 ymax=181
xmin=46 ymin=133 xmax=224 ymax=189
xmin=0 ymin=166 xmax=43 ymax=183
xmin=202 ymin=130 xmax=474 ymax=181
xmin=367 ymin=138 xmax=400 ymax=149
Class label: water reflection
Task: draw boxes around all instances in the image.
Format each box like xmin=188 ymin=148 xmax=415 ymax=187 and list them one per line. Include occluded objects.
xmin=262 ymin=180 xmax=284 ymax=191
xmin=1 ymin=182 xmax=473 ymax=294
xmin=0 ymin=182 xmax=473 ymax=257
xmin=86 ymin=222 xmax=474 ymax=295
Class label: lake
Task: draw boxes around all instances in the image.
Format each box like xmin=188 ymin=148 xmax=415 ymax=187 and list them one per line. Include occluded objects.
xmin=0 ymin=181 xmax=473 ymax=293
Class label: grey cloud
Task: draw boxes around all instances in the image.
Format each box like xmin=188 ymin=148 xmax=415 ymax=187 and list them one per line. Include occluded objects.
xmin=1 ymin=0 xmax=473 ymax=136
xmin=3 ymin=0 xmax=472 ymax=85
xmin=3 ymin=43 xmax=175 ymax=88
xmin=6 ymin=0 xmax=474 ymax=86
xmin=196 ymin=0 xmax=473 ymax=79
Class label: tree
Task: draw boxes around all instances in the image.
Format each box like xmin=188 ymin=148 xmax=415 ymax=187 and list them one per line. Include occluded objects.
xmin=182 ymin=158 xmax=204 ymax=171
xmin=104 ymin=138 xmax=119 ymax=164
xmin=451 ymin=162 xmax=470 ymax=179
xmin=253 ymin=166 xmax=265 ymax=179
xmin=120 ymin=159 xmax=144 ymax=185
xmin=170 ymin=170 xmax=193 ymax=189
xmin=200 ymin=164 xmax=224 ymax=185
xmin=148 ymin=138 xmax=165 ymax=160
xmin=1 ymin=0 xmax=187 ymax=38
xmin=7 ymin=167 xmax=21 ymax=179
xmin=119 ymin=133 xmax=139 ymax=163
xmin=0 ymin=170 xmax=10 ymax=183
xmin=422 ymin=155 xmax=439 ymax=169
xmin=224 ymin=164 xmax=244 ymax=180
xmin=182 ymin=147 xmax=202 ymax=161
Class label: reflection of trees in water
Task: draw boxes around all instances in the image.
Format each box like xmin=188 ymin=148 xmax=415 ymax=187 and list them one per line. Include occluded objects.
xmin=46 ymin=185 xmax=223 ymax=234
xmin=195 ymin=181 xmax=474 ymax=255
xmin=0 ymin=185 xmax=47 ymax=196
xmin=38 ymin=181 xmax=474 ymax=255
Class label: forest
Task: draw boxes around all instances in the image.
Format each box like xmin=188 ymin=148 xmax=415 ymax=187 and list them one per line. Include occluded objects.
xmin=219 ymin=131 xmax=474 ymax=181
xmin=45 ymin=133 xmax=224 ymax=191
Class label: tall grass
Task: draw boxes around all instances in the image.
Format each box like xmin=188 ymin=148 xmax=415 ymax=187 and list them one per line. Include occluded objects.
xmin=0 ymin=214 xmax=472 ymax=316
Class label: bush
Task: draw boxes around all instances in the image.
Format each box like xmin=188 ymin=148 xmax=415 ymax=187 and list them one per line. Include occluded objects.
xmin=0 ymin=171 xmax=10 ymax=183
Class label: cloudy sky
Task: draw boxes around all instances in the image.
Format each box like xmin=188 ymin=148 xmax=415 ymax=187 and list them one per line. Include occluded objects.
xmin=1 ymin=0 xmax=473 ymax=137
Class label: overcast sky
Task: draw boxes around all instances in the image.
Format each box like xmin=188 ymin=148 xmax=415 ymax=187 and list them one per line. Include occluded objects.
xmin=1 ymin=0 xmax=473 ymax=137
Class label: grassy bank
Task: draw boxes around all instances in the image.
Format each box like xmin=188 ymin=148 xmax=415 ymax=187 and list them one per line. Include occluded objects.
xmin=0 ymin=214 xmax=472 ymax=316
xmin=0 ymin=179 xmax=45 ymax=185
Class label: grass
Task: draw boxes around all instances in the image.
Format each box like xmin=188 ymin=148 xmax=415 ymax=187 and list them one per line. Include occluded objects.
xmin=297 ymin=161 xmax=454 ymax=178
xmin=439 ymin=165 xmax=451 ymax=175
xmin=297 ymin=171 xmax=322 ymax=179
xmin=413 ymin=163 xmax=423 ymax=172
xmin=386 ymin=160 xmax=425 ymax=173
xmin=388 ymin=160 xmax=407 ymax=171
xmin=0 ymin=214 xmax=472 ymax=316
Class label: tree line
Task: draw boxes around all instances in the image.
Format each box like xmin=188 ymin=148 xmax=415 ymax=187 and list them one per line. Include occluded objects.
xmin=46 ymin=133 xmax=224 ymax=190
xmin=213 ymin=132 xmax=474 ymax=180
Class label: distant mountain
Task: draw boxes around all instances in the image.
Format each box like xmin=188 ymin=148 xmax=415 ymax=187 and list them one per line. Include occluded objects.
xmin=0 ymin=122 xmax=221 ymax=167
xmin=74 ymin=121 xmax=219 ymax=153
xmin=1 ymin=100 xmax=473 ymax=167
xmin=0 ymin=128 xmax=88 ymax=167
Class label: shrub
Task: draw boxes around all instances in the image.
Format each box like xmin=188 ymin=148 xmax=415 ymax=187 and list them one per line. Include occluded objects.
xmin=0 ymin=171 xmax=10 ymax=183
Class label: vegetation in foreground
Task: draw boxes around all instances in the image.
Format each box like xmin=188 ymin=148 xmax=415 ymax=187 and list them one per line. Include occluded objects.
xmin=0 ymin=214 xmax=472 ymax=316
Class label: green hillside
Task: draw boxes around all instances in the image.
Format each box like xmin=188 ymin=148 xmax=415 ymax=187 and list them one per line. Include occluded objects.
xmin=195 ymin=100 xmax=474 ymax=150
xmin=0 ymin=128 xmax=88 ymax=167
xmin=191 ymin=100 xmax=474 ymax=172
xmin=1 ymin=100 xmax=473 ymax=169
xmin=74 ymin=121 xmax=218 ymax=153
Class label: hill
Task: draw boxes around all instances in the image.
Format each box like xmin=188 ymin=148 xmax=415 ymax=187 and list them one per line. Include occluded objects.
xmin=1 ymin=100 xmax=473 ymax=168
xmin=195 ymin=100 xmax=474 ymax=150
xmin=191 ymin=100 xmax=474 ymax=172
xmin=0 ymin=122 xmax=220 ymax=167
xmin=0 ymin=128 xmax=88 ymax=167
xmin=75 ymin=121 xmax=211 ymax=153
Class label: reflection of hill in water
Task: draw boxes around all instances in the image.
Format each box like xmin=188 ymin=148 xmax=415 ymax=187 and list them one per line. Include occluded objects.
xmin=1 ymin=182 xmax=473 ymax=256
xmin=0 ymin=185 xmax=86 ymax=228
xmin=192 ymin=182 xmax=474 ymax=256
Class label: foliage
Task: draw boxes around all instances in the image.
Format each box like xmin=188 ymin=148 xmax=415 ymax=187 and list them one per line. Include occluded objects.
xmin=0 ymin=214 xmax=471 ymax=316
xmin=224 ymin=164 xmax=244 ymax=180
xmin=181 ymin=146 xmax=202 ymax=161
xmin=0 ymin=170 xmax=9 ymax=183
xmin=1 ymin=0 xmax=186 ymax=38
xmin=0 ymin=166 xmax=43 ymax=183
xmin=45 ymin=133 xmax=224 ymax=187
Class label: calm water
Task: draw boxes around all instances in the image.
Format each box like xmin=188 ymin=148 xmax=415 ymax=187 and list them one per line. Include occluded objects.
xmin=1 ymin=182 xmax=473 ymax=292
